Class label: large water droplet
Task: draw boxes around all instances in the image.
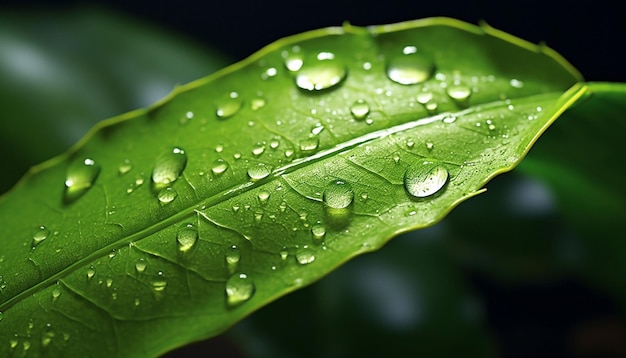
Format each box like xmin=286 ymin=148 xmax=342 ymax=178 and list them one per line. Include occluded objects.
xmin=157 ymin=187 xmax=178 ymax=204
xmin=404 ymin=161 xmax=449 ymax=198
xmin=225 ymin=273 xmax=255 ymax=307
xmin=64 ymin=158 xmax=100 ymax=202
xmin=211 ymin=158 xmax=229 ymax=175
xmin=323 ymin=180 xmax=354 ymax=209
xmin=350 ymin=99 xmax=370 ymax=121
xmin=152 ymin=147 xmax=187 ymax=186
xmin=247 ymin=163 xmax=271 ymax=181
xmin=177 ymin=224 xmax=198 ymax=252
xmin=32 ymin=225 xmax=49 ymax=247
xmin=295 ymin=54 xmax=347 ymax=92
xmin=216 ymin=94 xmax=242 ymax=119
xmin=386 ymin=51 xmax=435 ymax=85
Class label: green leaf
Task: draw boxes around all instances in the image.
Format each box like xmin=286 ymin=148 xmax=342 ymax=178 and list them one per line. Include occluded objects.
xmin=0 ymin=18 xmax=585 ymax=356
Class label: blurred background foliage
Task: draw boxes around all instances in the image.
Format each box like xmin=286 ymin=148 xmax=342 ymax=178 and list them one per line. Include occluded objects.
xmin=1 ymin=1 xmax=625 ymax=357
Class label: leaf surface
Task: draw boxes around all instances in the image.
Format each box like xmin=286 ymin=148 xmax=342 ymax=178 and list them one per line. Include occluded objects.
xmin=0 ymin=18 xmax=583 ymax=357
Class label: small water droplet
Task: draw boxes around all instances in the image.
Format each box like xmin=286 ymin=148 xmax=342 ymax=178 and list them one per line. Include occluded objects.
xmin=311 ymin=224 xmax=326 ymax=241
xmin=252 ymin=143 xmax=266 ymax=156
xmin=211 ymin=158 xmax=229 ymax=175
xmin=386 ymin=51 xmax=435 ymax=85
xmin=263 ymin=67 xmax=277 ymax=78
xmin=216 ymin=94 xmax=242 ymax=119
xmin=226 ymin=245 xmax=241 ymax=266
xmin=296 ymin=248 xmax=315 ymax=265
xmin=299 ymin=136 xmax=320 ymax=153
xmin=225 ymin=273 xmax=255 ymax=307
xmin=135 ymin=259 xmax=147 ymax=273
xmin=416 ymin=91 xmax=433 ymax=104
xmin=446 ymin=84 xmax=472 ymax=102
xmin=134 ymin=298 xmax=141 ymax=307
xmin=269 ymin=138 xmax=280 ymax=149
xmin=64 ymin=158 xmax=100 ymax=201
xmin=284 ymin=149 xmax=294 ymax=158
xmin=253 ymin=209 xmax=264 ymax=223
xmin=284 ymin=54 xmax=304 ymax=72
xmin=23 ymin=340 xmax=31 ymax=351
xmin=425 ymin=141 xmax=434 ymax=150
xmin=247 ymin=163 xmax=271 ymax=181
xmin=311 ymin=124 xmax=324 ymax=135
xmin=233 ymin=152 xmax=242 ymax=160
xmin=323 ymin=180 xmax=354 ymax=209
xmin=442 ymin=114 xmax=457 ymax=123
xmin=510 ymin=79 xmax=524 ymax=88
xmin=258 ymin=191 xmax=270 ymax=204
xmin=152 ymin=147 xmax=187 ymax=186
xmin=280 ymin=249 xmax=289 ymax=260
xmin=404 ymin=161 xmax=449 ymax=198
xmin=177 ymin=224 xmax=198 ymax=252
xmin=51 ymin=286 xmax=61 ymax=301
xmin=86 ymin=267 xmax=95 ymax=280
xmin=152 ymin=280 xmax=167 ymax=292
xmin=157 ymin=187 xmax=178 ymax=204
xmin=360 ymin=192 xmax=369 ymax=201
xmin=32 ymin=225 xmax=49 ymax=247
xmin=105 ymin=278 xmax=113 ymax=288
xmin=118 ymin=159 xmax=132 ymax=175
xmin=406 ymin=139 xmax=415 ymax=149
xmin=251 ymin=98 xmax=266 ymax=111
xmin=350 ymin=99 xmax=370 ymax=120
xmin=295 ymin=55 xmax=347 ymax=92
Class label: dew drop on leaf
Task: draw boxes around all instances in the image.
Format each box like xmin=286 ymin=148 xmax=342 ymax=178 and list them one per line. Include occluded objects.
xmin=176 ymin=224 xmax=198 ymax=253
xmin=296 ymin=248 xmax=315 ymax=265
xmin=64 ymin=158 xmax=100 ymax=202
xmin=251 ymin=97 xmax=266 ymax=111
xmin=446 ymin=84 xmax=472 ymax=102
xmin=152 ymin=280 xmax=167 ymax=292
xmin=118 ymin=159 xmax=132 ymax=176
xmin=225 ymin=273 xmax=255 ymax=307
xmin=350 ymin=99 xmax=370 ymax=120
xmin=311 ymin=224 xmax=326 ymax=241
xmin=299 ymin=136 xmax=319 ymax=153
xmin=284 ymin=54 xmax=303 ymax=72
xmin=86 ymin=267 xmax=95 ymax=280
xmin=295 ymin=54 xmax=347 ymax=92
xmin=51 ymin=286 xmax=61 ymax=301
xmin=252 ymin=143 xmax=266 ymax=156
xmin=258 ymin=191 xmax=270 ymax=204
xmin=386 ymin=51 xmax=435 ymax=85
xmin=135 ymin=259 xmax=147 ymax=274
xmin=152 ymin=147 xmax=187 ymax=186
xmin=211 ymin=158 xmax=229 ymax=175
xmin=226 ymin=245 xmax=241 ymax=265
xmin=32 ymin=225 xmax=49 ymax=247
xmin=247 ymin=163 xmax=271 ymax=181
xmin=404 ymin=161 xmax=449 ymax=198
xmin=157 ymin=187 xmax=178 ymax=204
xmin=425 ymin=141 xmax=434 ymax=150
xmin=216 ymin=94 xmax=242 ymax=119
xmin=416 ymin=91 xmax=433 ymax=104
xmin=323 ymin=180 xmax=354 ymax=209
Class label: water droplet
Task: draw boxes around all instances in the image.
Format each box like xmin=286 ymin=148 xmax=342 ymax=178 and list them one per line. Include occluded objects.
xmin=118 ymin=159 xmax=132 ymax=176
xmin=247 ymin=163 xmax=271 ymax=181
xmin=295 ymin=55 xmax=347 ymax=92
xmin=284 ymin=54 xmax=303 ymax=72
xmin=216 ymin=95 xmax=242 ymax=119
xmin=323 ymin=180 xmax=354 ymax=209
xmin=152 ymin=147 xmax=187 ymax=186
xmin=177 ymin=225 xmax=198 ymax=252
xmin=225 ymin=273 xmax=255 ymax=307
xmin=251 ymin=98 xmax=266 ymax=111
xmin=443 ymin=114 xmax=457 ymax=123
xmin=86 ymin=267 xmax=95 ymax=280
xmin=416 ymin=92 xmax=433 ymax=104
xmin=350 ymin=99 xmax=370 ymax=120
xmin=211 ymin=158 xmax=229 ymax=175
xmin=280 ymin=249 xmax=289 ymax=260
xmin=386 ymin=51 xmax=435 ymax=85
xmin=32 ymin=225 xmax=49 ymax=247
xmin=226 ymin=245 xmax=241 ymax=265
xmin=152 ymin=280 xmax=167 ymax=292
xmin=404 ymin=161 xmax=449 ymax=198
xmin=134 ymin=298 xmax=141 ymax=307
xmin=263 ymin=67 xmax=277 ymax=78
xmin=135 ymin=259 xmax=147 ymax=273
xmin=105 ymin=278 xmax=113 ymax=288
xmin=157 ymin=187 xmax=178 ymax=204
xmin=299 ymin=136 xmax=320 ymax=153
xmin=510 ymin=78 xmax=524 ymax=88
xmin=311 ymin=224 xmax=326 ymax=241
xmin=64 ymin=158 xmax=100 ymax=201
xmin=284 ymin=149 xmax=294 ymax=158
xmin=253 ymin=209 xmax=264 ymax=223
xmin=23 ymin=341 xmax=31 ymax=351
xmin=252 ymin=143 xmax=266 ymax=156
xmin=258 ymin=191 xmax=270 ymax=204
xmin=9 ymin=339 xmax=18 ymax=349
xmin=296 ymin=248 xmax=315 ymax=265
xmin=425 ymin=141 xmax=434 ymax=150
xmin=270 ymin=138 xmax=280 ymax=149
xmin=51 ymin=286 xmax=61 ymax=301
xmin=360 ymin=192 xmax=369 ymax=201
xmin=446 ymin=84 xmax=472 ymax=102
xmin=311 ymin=124 xmax=324 ymax=135
xmin=406 ymin=139 xmax=415 ymax=149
